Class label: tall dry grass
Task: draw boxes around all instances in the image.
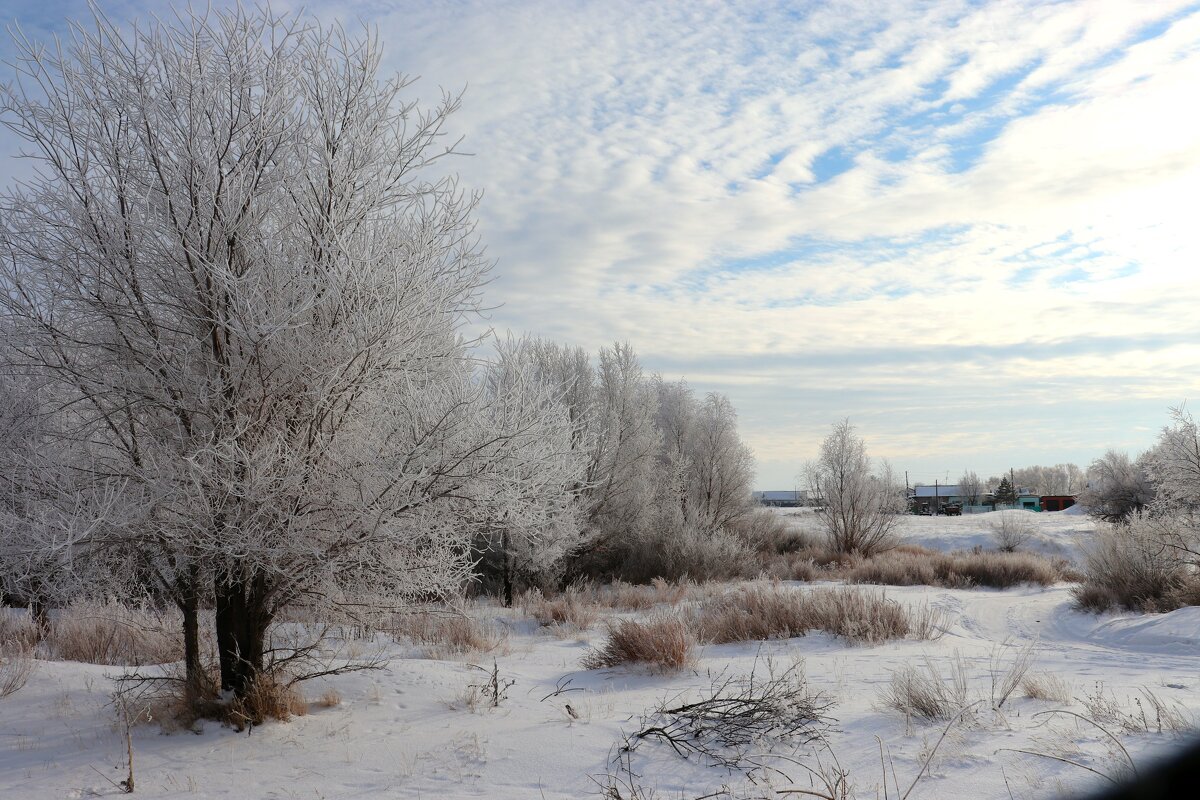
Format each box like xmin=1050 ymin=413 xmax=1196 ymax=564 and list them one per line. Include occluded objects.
xmin=0 ymin=609 xmax=41 ymax=651
xmin=0 ymin=644 xmax=35 ymax=698
xmin=879 ymin=655 xmax=972 ymax=721
xmin=389 ymin=609 xmax=508 ymax=657
xmin=581 ymin=616 xmax=695 ymax=672
xmin=44 ymin=600 xmax=183 ymax=666
xmin=844 ymin=548 xmax=1064 ymax=589
xmin=689 ymin=584 xmax=946 ymax=646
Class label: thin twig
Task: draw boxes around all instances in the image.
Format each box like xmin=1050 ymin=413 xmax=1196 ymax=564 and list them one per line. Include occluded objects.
xmin=997 ymin=748 xmax=1118 ymax=785
xmin=901 ymin=701 xmax=983 ymax=800
xmin=1032 ymin=710 xmax=1137 ymax=777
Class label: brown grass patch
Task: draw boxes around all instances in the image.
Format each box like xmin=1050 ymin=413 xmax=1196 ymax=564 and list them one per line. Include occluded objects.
xmin=45 ymin=600 xmax=182 ymax=666
xmin=0 ymin=644 xmax=35 ymax=698
xmin=582 ymin=616 xmax=695 ymax=672
xmin=315 ymin=688 xmax=342 ymax=708
xmin=879 ymin=655 xmax=971 ymax=720
xmin=689 ymin=584 xmax=945 ymax=646
xmin=520 ymin=588 xmax=600 ymax=630
xmin=844 ymin=548 xmax=1063 ymax=589
xmin=1073 ymin=517 xmax=1200 ymax=613
xmin=1020 ymin=670 xmax=1073 ymax=704
xmin=0 ymin=609 xmax=41 ymax=651
xmin=389 ymin=610 xmax=508 ymax=657
xmin=226 ymin=676 xmax=308 ymax=727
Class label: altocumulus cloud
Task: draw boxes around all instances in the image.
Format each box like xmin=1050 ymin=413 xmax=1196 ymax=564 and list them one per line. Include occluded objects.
xmin=2 ymin=0 xmax=1198 ymax=486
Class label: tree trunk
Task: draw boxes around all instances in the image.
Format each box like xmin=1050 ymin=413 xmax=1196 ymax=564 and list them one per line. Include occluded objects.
xmin=180 ymin=595 xmax=204 ymax=700
xmin=29 ymin=597 xmax=49 ymax=638
xmin=214 ymin=579 xmax=270 ymax=697
xmin=501 ymin=531 xmax=514 ymax=608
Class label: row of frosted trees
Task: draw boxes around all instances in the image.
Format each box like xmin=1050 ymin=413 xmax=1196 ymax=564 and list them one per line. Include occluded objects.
xmin=477 ymin=339 xmax=757 ymax=603
xmin=0 ymin=6 xmax=756 ymax=705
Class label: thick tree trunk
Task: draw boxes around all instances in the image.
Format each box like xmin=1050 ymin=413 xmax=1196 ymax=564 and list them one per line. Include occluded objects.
xmin=180 ymin=595 xmax=204 ymax=700
xmin=214 ymin=579 xmax=271 ymax=697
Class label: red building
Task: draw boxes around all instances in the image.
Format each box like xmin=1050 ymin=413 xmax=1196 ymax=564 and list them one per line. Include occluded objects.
xmin=1040 ymin=495 xmax=1076 ymax=512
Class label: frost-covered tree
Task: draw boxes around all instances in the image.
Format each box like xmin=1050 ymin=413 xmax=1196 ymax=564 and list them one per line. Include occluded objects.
xmin=651 ymin=377 xmax=698 ymax=529
xmin=1010 ymin=463 xmax=1085 ymax=495
xmin=0 ymin=6 xmax=522 ymax=700
xmin=1142 ymin=408 xmax=1200 ymax=565
xmin=690 ymin=393 xmax=755 ymax=531
xmin=475 ymin=337 xmax=589 ymax=605
xmin=1079 ymin=451 xmax=1155 ymax=522
xmin=806 ymin=421 xmax=902 ymax=555
xmin=585 ymin=343 xmax=661 ymax=547
xmin=0 ymin=368 xmax=128 ymax=624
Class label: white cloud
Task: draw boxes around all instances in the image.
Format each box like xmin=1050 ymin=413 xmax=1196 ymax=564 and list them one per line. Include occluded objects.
xmin=1 ymin=0 xmax=1197 ymax=486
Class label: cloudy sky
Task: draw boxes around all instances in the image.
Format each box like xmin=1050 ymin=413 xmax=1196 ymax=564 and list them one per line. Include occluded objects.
xmin=3 ymin=1 xmax=1199 ymax=488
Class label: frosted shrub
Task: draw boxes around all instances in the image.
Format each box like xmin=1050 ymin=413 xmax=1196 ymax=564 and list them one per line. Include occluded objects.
xmin=1074 ymin=515 xmax=1199 ymax=612
xmin=613 ymin=525 xmax=755 ymax=584
xmin=989 ymin=511 xmax=1037 ymax=552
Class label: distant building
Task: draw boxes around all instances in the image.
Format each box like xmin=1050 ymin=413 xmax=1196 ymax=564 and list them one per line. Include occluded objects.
xmin=1016 ymin=493 xmax=1041 ymax=511
xmin=910 ymin=485 xmax=964 ymax=514
xmin=754 ymin=490 xmax=807 ymax=507
xmin=1040 ymin=495 xmax=1077 ymax=512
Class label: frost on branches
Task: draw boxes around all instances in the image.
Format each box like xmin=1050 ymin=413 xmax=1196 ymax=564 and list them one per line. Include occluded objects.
xmin=806 ymin=420 xmax=903 ymax=556
xmin=0 ymin=6 xmax=524 ymax=699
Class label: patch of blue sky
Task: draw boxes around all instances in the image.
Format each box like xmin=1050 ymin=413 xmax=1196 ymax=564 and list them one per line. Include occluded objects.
xmin=810 ymin=146 xmax=852 ymax=182
xmin=1114 ymin=264 xmax=1141 ymax=279
xmin=713 ymin=238 xmax=872 ymax=275
xmin=1007 ymin=265 xmax=1044 ymax=287
xmin=750 ymin=149 xmax=791 ymax=180
xmin=1058 ymin=267 xmax=1091 ymax=284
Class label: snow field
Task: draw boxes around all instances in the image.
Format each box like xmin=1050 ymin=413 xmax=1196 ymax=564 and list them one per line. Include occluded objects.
xmin=2 ymin=512 xmax=1198 ymax=799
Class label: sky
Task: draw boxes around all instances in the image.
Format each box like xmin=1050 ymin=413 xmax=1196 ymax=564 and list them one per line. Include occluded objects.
xmin=2 ymin=1 xmax=1199 ymax=489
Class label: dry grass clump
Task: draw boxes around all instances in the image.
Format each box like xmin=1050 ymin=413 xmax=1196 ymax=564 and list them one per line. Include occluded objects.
xmin=581 ymin=616 xmax=695 ymax=672
xmin=989 ymin=640 xmax=1036 ymax=709
xmin=45 ymin=600 xmax=182 ymax=666
xmin=845 ymin=548 xmax=1063 ymax=589
xmin=0 ymin=644 xmax=36 ymax=699
xmin=564 ymin=578 xmax=694 ymax=611
xmin=756 ymin=550 xmax=821 ymax=582
xmin=0 ymin=609 xmax=41 ymax=651
xmin=1073 ymin=516 xmax=1200 ymax=613
xmin=315 ymin=688 xmax=342 ymax=708
xmin=520 ymin=588 xmax=600 ymax=630
xmin=389 ymin=609 xmax=508 ymax=657
xmin=753 ymin=542 xmax=1068 ymax=589
xmin=879 ymin=656 xmax=972 ymax=721
xmin=689 ymin=584 xmax=945 ymax=646
xmin=227 ymin=675 xmax=308 ymax=728
xmin=1021 ymin=670 xmax=1074 ymax=704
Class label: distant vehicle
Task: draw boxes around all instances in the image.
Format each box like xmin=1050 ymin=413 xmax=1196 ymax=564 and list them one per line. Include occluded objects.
xmin=942 ymin=504 xmax=962 ymax=516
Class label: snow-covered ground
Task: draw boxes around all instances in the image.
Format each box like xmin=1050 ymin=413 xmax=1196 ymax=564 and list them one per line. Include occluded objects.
xmin=3 ymin=512 xmax=1198 ymax=799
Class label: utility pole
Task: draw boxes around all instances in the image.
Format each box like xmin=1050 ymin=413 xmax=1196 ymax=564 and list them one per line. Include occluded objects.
xmin=934 ymin=479 xmax=939 ymax=516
